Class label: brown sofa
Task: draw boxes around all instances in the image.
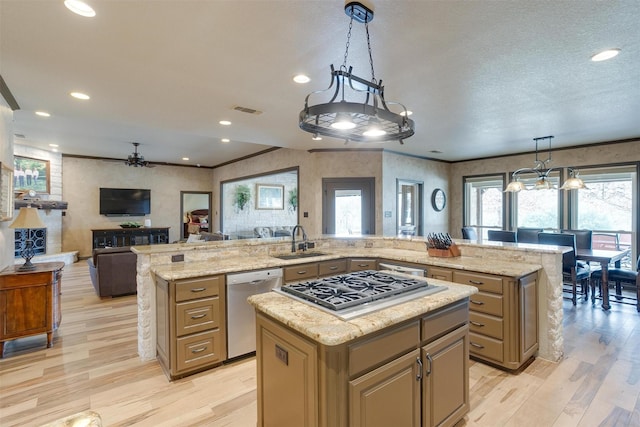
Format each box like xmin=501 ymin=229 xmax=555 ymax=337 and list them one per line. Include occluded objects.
xmin=87 ymin=247 xmax=137 ymax=297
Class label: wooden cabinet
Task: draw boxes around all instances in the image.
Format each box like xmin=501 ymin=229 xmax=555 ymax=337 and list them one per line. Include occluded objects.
xmin=426 ymin=268 xmax=539 ymax=371
xmin=0 ymin=262 xmax=64 ymax=357
xmin=255 ymin=300 xmax=470 ymax=427
xmin=283 ymin=259 xmax=348 ymax=283
xmin=256 ymin=313 xmax=318 ymax=427
xmin=155 ymin=275 xmax=226 ymax=379
xmin=422 ymin=325 xmax=469 ymax=427
xmin=348 ymin=258 xmax=377 ymax=272
xmin=92 ymin=227 xmax=170 ymax=249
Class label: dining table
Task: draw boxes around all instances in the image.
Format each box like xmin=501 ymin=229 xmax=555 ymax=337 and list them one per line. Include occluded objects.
xmin=576 ymin=248 xmax=631 ymax=310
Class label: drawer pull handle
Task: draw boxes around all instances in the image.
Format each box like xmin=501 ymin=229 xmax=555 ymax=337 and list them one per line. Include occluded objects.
xmin=358 ymin=264 xmax=370 ymax=267
xmin=470 ymin=342 xmax=485 ymax=349
xmin=470 ymin=320 xmax=485 ymax=327
xmin=191 ymin=347 xmax=207 ymax=354
xmin=425 ymin=353 xmax=433 ymax=376
xmin=297 ymin=270 xmax=308 ymax=275
xmin=329 ymin=266 xmax=338 ymax=270
xmin=191 ymin=314 xmax=206 ymax=319
xmin=190 ymin=287 xmax=206 ymax=293
xmin=470 ymin=300 xmax=484 ymax=305
xmin=469 ymin=280 xmax=484 ymax=285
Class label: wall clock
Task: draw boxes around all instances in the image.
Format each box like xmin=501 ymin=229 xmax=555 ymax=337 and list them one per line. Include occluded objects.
xmin=431 ymin=188 xmax=446 ymax=212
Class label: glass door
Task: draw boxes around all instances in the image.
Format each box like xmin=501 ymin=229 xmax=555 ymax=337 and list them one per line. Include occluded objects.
xmin=323 ymin=178 xmax=375 ymax=235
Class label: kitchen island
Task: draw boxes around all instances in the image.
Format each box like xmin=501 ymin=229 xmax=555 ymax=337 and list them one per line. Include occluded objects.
xmin=134 ymin=236 xmax=562 ymax=364
xmin=248 ymin=276 xmax=477 ymax=427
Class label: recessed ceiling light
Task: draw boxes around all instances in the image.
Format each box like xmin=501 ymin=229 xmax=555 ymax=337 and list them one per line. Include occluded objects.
xmin=400 ymin=110 xmax=413 ymax=116
xmin=64 ymin=0 xmax=96 ymax=17
xmin=70 ymin=92 xmax=90 ymax=100
xmin=49 ymin=144 xmax=59 ymax=148
xmin=35 ymin=111 xmax=51 ymax=117
xmin=219 ymin=120 xmax=232 ymax=126
xmin=591 ymin=48 xmax=621 ymax=62
xmin=293 ymin=74 xmax=311 ymax=84
xmin=51 ymin=148 xmax=59 ymax=152
xmin=182 ymin=157 xmax=189 ymax=161
xmin=221 ymin=138 xmax=230 ymax=143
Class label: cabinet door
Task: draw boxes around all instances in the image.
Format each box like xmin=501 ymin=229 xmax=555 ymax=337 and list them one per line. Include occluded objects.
xmin=257 ymin=314 xmax=318 ymax=427
xmin=349 ymin=349 xmax=421 ymax=427
xmin=422 ymin=325 xmax=469 ymax=427
xmin=1 ymin=285 xmax=51 ymax=338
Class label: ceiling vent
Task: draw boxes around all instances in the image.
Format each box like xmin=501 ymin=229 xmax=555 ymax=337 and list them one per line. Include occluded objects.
xmin=14 ymin=133 xmax=26 ymax=139
xmin=232 ymin=105 xmax=263 ymax=115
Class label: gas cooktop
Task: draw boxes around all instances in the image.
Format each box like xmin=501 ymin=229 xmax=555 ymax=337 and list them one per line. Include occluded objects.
xmin=277 ymin=270 xmax=445 ymax=320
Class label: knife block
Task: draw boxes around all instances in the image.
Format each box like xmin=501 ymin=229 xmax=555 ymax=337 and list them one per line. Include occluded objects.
xmin=427 ymin=243 xmax=461 ymax=258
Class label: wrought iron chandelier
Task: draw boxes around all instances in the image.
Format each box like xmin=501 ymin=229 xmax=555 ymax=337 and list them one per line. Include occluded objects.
xmin=298 ymin=2 xmax=414 ymax=144
xmin=504 ymin=136 xmax=587 ymax=192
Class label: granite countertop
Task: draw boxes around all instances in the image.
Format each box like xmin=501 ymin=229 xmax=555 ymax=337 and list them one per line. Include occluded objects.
xmin=247 ymin=276 xmax=478 ymax=346
xmin=151 ymin=247 xmax=541 ymax=281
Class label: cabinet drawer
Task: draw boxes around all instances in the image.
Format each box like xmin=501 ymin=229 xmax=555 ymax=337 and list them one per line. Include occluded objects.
xmin=349 ymin=321 xmax=419 ymax=377
xmin=421 ymin=300 xmax=468 ymax=343
xmin=176 ymin=329 xmax=223 ymax=372
xmin=468 ymin=292 xmax=503 ymax=317
xmin=349 ymin=259 xmax=377 ymax=272
xmin=283 ymin=263 xmax=319 ymax=282
xmin=469 ymin=332 xmax=503 ymax=363
xmin=176 ymin=297 xmax=219 ymax=337
xmin=469 ymin=311 xmax=503 ymax=340
xmin=318 ymin=259 xmax=347 ymax=277
xmin=428 ymin=267 xmax=453 ymax=282
xmin=175 ymin=276 xmax=221 ymax=302
xmin=453 ymin=271 xmax=503 ymax=294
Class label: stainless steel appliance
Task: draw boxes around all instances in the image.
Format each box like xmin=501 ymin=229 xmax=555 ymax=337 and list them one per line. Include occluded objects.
xmin=378 ymin=262 xmax=426 ymax=277
xmin=277 ymin=270 xmax=444 ymax=320
xmin=226 ymin=268 xmax=283 ymax=358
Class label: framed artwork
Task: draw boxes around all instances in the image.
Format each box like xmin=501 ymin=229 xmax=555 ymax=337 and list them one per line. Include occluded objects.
xmin=256 ymin=184 xmax=284 ymax=210
xmin=0 ymin=163 xmax=14 ymax=221
xmin=14 ymin=155 xmax=50 ymax=194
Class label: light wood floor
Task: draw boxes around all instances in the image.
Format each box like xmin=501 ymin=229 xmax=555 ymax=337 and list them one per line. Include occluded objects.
xmin=1 ymin=262 xmax=639 ymax=426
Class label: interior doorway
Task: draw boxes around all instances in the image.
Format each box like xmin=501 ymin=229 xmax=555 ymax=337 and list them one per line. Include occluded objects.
xmin=180 ymin=191 xmax=212 ymax=240
xmin=322 ymin=178 xmax=375 ymax=235
xmin=397 ymin=179 xmax=423 ymax=236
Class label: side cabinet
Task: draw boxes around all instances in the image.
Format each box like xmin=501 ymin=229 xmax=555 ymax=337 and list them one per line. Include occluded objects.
xmin=451 ymin=269 xmax=538 ymax=371
xmin=256 ymin=313 xmax=318 ymax=427
xmin=156 ymin=275 xmax=226 ymax=379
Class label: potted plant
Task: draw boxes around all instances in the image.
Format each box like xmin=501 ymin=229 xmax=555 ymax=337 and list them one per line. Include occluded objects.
xmin=288 ymin=188 xmax=297 ymax=212
xmin=234 ymin=184 xmax=251 ymax=211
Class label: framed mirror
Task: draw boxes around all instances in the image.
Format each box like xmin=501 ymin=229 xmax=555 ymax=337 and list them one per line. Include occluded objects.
xmin=0 ymin=163 xmax=14 ymax=221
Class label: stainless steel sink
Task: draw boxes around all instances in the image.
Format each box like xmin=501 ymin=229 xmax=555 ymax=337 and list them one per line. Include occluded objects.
xmin=272 ymin=252 xmax=327 ymax=260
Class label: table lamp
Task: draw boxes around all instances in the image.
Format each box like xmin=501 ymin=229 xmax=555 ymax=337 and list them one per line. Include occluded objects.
xmin=9 ymin=207 xmax=46 ymax=271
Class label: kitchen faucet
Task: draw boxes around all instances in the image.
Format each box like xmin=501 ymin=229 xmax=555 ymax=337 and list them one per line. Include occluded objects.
xmin=291 ymin=224 xmax=308 ymax=252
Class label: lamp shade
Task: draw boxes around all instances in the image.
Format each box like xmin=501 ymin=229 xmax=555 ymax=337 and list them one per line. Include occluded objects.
xmin=9 ymin=207 xmax=46 ymax=229
xmin=504 ymin=181 xmax=527 ymax=192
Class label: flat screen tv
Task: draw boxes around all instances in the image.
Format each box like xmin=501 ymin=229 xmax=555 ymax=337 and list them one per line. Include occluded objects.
xmin=100 ymin=188 xmax=151 ymax=216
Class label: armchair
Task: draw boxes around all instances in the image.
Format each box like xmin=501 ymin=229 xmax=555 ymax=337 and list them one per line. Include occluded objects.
xmin=87 ymin=247 xmax=137 ymax=297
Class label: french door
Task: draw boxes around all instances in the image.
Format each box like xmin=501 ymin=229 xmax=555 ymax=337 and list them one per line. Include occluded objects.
xmin=322 ymin=178 xmax=375 ymax=235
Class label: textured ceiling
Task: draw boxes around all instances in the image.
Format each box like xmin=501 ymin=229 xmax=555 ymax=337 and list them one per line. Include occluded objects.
xmin=1 ymin=0 xmax=639 ymax=167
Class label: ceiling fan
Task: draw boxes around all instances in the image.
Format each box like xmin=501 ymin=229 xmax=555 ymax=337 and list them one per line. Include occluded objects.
xmin=125 ymin=142 xmax=154 ymax=167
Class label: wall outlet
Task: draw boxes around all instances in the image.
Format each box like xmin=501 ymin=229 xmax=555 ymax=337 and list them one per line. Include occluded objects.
xmin=365 ymin=242 xmax=374 ymax=248
xmin=171 ymin=254 xmax=184 ymax=262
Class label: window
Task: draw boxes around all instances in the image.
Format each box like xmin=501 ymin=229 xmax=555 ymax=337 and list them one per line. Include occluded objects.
xmin=512 ymin=171 xmax=561 ymax=230
xmin=463 ymin=174 xmax=505 ymax=239
xmin=569 ymin=165 xmax=637 ymax=267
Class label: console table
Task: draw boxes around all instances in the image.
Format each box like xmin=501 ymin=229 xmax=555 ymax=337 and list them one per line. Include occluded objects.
xmin=0 ymin=262 xmax=64 ymax=357
xmin=92 ymin=227 xmax=170 ymax=249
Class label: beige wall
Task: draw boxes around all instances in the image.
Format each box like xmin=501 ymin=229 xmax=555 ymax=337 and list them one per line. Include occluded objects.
xmin=449 ymin=139 xmax=640 ymax=238
xmin=382 ymin=151 xmax=450 ymax=236
xmin=62 ymin=157 xmax=213 ymax=257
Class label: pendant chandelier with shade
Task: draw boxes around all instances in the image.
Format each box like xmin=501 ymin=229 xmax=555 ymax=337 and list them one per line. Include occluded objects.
xmin=504 ymin=136 xmax=587 ymax=192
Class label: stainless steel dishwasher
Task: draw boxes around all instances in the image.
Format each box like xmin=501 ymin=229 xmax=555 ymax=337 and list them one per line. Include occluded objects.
xmin=226 ymin=268 xmax=283 ymax=359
